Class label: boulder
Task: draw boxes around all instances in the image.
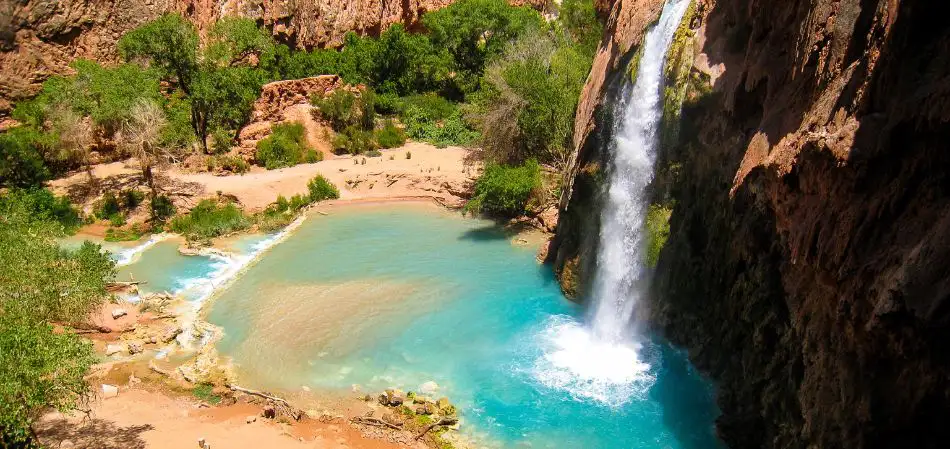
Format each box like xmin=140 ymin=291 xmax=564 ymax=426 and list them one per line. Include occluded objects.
xmin=111 ymin=308 xmax=128 ymax=319
xmin=416 ymin=402 xmax=436 ymax=415
xmin=127 ymin=341 xmax=143 ymax=355
xmin=101 ymin=384 xmax=119 ymax=398
xmin=105 ymin=344 xmax=125 ymax=356
xmin=161 ymin=326 xmax=183 ymax=343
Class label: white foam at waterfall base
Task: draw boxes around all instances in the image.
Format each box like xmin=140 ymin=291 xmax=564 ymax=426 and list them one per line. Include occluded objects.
xmin=532 ymin=315 xmax=655 ymax=407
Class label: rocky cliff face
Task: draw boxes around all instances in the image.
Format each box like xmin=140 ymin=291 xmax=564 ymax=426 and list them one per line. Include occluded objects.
xmin=0 ymin=0 xmax=545 ymax=114
xmin=553 ymin=0 xmax=950 ymax=448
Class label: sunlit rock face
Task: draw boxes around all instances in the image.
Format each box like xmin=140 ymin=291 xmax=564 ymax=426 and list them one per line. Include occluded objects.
xmin=553 ymin=0 xmax=950 ymax=448
xmin=0 ymin=0 xmax=546 ymax=114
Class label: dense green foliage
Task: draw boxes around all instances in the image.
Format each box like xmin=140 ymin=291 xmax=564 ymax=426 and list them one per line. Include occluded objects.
xmin=307 ymin=175 xmax=341 ymax=201
xmin=255 ymin=175 xmax=339 ymax=232
xmin=151 ymin=195 xmax=177 ymax=222
xmin=255 ymin=123 xmax=319 ymax=169
xmin=0 ymin=127 xmax=51 ymax=188
xmin=312 ymin=89 xmax=375 ymax=131
xmin=0 ymin=188 xmax=82 ymax=233
xmin=169 ymin=199 xmax=251 ymax=240
xmin=423 ymin=0 xmax=543 ymax=96
xmin=465 ymin=160 xmax=541 ymax=216
xmin=375 ymin=120 xmax=407 ymax=148
xmin=0 ymin=191 xmax=114 ymax=446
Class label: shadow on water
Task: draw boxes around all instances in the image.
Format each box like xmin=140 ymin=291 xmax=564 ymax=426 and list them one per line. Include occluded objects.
xmin=648 ymin=339 xmax=727 ymax=449
xmin=458 ymin=225 xmax=510 ymax=241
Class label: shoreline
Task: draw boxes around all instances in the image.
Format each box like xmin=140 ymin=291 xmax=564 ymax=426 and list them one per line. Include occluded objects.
xmin=70 ymin=198 xmax=528 ymax=449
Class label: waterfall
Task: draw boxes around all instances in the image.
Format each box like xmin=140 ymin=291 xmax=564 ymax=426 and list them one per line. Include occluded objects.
xmin=532 ymin=0 xmax=690 ymax=406
xmin=590 ymin=0 xmax=690 ymax=343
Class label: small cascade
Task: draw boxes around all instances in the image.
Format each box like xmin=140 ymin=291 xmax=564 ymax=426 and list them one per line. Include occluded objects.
xmin=533 ymin=0 xmax=691 ymax=406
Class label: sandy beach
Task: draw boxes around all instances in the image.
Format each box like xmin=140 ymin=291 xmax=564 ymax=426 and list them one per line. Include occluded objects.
xmin=49 ymin=142 xmax=477 ymax=215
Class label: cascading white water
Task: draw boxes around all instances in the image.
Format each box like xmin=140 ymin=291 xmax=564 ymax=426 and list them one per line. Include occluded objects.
xmin=590 ymin=0 xmax=690 ymax=342
xmin=532 ymin=0 xmax=691 ymax=406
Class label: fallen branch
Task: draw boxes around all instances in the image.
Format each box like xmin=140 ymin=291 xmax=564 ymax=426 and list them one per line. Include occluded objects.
xmin=228 ymin=384 xmax=303 ymax=420
xmin=415 ymin=417 xmax=459 ymax=440
xmin=351 ymin=416 xmax=402 ymax=430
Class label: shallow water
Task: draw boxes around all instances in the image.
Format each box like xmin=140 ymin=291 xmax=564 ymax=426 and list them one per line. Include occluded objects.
xmin=186 ymin=203 xmax=725 ymax=449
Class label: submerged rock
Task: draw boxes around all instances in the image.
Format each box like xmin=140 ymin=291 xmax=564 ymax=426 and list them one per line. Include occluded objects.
xmin=128 ymin=341 xmax=144 ymax=355
xmin=419 ymin=381 xmax=439 ymax=395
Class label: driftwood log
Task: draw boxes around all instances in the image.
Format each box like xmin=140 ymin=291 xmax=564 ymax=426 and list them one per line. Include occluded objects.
xmin=228 ymin=384 xmax=303 ymax=421
xmin=415 ymin=417 xmax=459 ymax=440
xmin=350 ymin=416 xmax=402 ymax=430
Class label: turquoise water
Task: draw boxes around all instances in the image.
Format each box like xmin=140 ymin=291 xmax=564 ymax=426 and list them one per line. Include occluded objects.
xmin=189 ymin=204 xmax=724 ymax=449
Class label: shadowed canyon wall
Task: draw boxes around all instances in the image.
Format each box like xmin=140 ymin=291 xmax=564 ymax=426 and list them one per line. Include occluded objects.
xmin=552 ymin=0 xmax=950 ymax=448
xmin=0 ymin=0 xmax=545 ymax=113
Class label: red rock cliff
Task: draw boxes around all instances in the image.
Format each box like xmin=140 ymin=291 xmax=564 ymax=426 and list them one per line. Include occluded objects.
xmin=552 ymin=0 xmax=950 ymax=448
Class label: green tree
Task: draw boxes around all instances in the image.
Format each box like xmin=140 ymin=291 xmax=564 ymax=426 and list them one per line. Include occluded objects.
xmin=558 ymin=0 xmax=604 ymax=56
xmin=0 ymin=127 xmax=51 ymax=188
xmin=118 ymin=14 xmax=199 ymax=93
xmin=423 ymin=0 xmax=543 ymax=96
xmin=0 ymin=193 xmax=115 ymax=446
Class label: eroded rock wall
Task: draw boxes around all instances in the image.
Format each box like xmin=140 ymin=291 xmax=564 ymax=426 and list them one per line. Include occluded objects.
xmin=553 ymin=0 xmax=950 ymax=448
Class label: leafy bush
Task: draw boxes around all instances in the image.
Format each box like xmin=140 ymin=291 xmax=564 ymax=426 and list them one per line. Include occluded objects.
xmin=332 ymin=126 xmax=378 ymax=155
xmin=0 ymin=127 xmax=52 ymax=188
xmin=208 ymin=154 xmax=250 ymax=173
xmin=375 ymin=120 xmax=407 ymax=148
xmin=169 ymin=199 xmax=251 ymax=240
xmin=105 ymin=225 xmax=145 ymax=242
xmin=403 ymin=106 xmax=479 ymax=148
xmin=465 ymin=160 xmax=541 ymax=217
xmin=123 ymin=189 xmax=145 ymax=209
xmin=191 ymin=383 xmax=221 ymax=405
xmin=95 ymin=192 xmax=122 ymax=221
xmin=312 ymin=89 xmax=375 ymax=131
xmin=255 ymin=122 xmax=316 ymax=169
xmin=0 ymin=188 xmax=82 ymax=233
xmin=307 ymin=175 xmax=340 ymax=201
xmin=151 ymin=195 xmax=176 ymax=221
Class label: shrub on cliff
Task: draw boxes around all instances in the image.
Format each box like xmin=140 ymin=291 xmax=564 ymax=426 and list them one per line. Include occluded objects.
xmin=465 ymin=160 xmax=541 ymax=217
xmin=307 ymin=175 xmax=340 ymax=202
xmin=645 ymin=204 xmax=671 ymax=267
xmin=169 ymin=199 xmax=251 ymax=240
xmin=255 ymin=122 xmax=320 ymax=169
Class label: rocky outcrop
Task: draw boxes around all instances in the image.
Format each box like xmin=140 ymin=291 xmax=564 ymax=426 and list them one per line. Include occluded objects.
xmin=0 ymin=0 xmax=546 ymax=115
xmin=553 ymin=0 xmax=950 ymax=448
xmin=234 ymin=75 xmax=343 ymax=158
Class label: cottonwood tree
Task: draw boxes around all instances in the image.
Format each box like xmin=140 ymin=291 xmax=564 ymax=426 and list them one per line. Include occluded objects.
xmin=120 ymin=99 xmax=167 ymax=200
